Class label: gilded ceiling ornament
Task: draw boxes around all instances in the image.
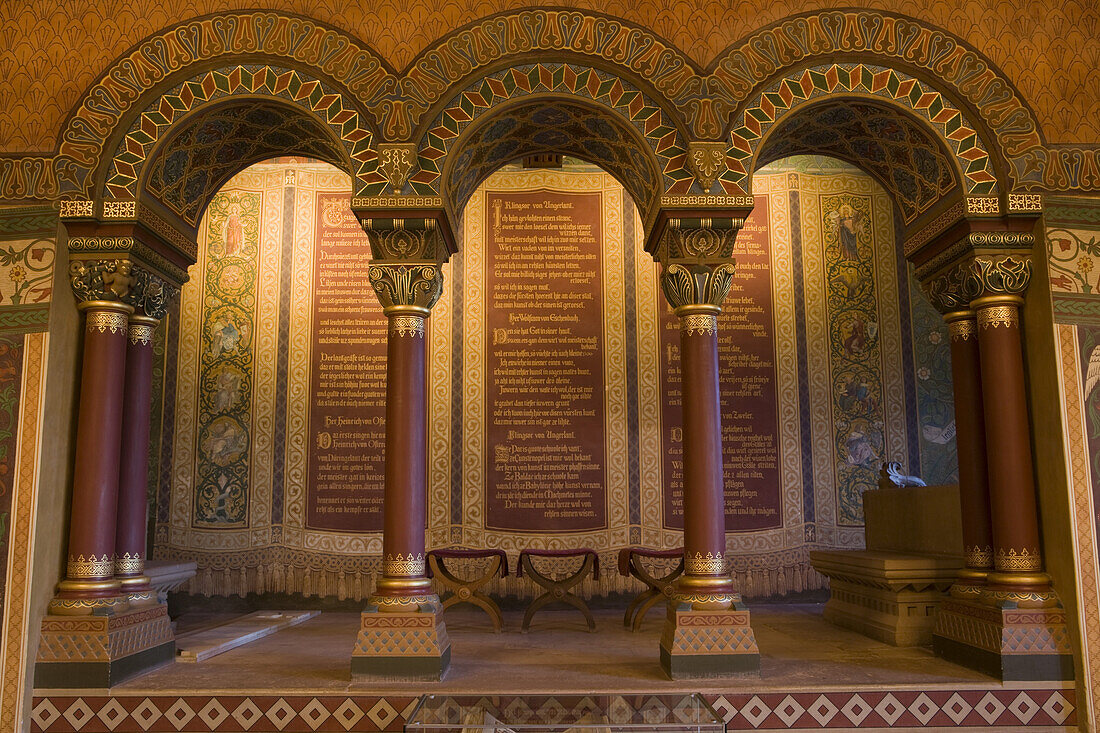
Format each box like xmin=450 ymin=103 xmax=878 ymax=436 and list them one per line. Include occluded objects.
xmin=376 ymin=144 xmax=418 ymax=194
xmin=687 ymin=142 xmax=728 ymax=192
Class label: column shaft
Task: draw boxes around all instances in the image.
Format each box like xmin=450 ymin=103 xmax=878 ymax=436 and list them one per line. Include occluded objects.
xmin=115 ymin=315 xmax=158 ymax=596
xmin=374 ymin=307 xmax=432 ymax=605
xmin=974 ymin=295 xmax=1045 ymax=590
xmin=944 ymin=311 xmax=994 ymax=585
xmin=676 ymin=305 xmax=734 ymax=606
xmin=58 ymin=301 xmax=133 ymax=600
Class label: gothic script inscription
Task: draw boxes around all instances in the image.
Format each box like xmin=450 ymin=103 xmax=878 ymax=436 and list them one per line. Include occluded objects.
xmin=485 ymin=190 xmax=608 ymax=532
xmin=660 ymin=195 xmax=782 ymax=531
xmin=306 ymin=193 xmax=389 ymax=532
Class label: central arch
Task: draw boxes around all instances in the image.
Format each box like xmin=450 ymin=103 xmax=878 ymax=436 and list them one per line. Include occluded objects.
xmin=440 ymin=97 xmax=665 ymax=228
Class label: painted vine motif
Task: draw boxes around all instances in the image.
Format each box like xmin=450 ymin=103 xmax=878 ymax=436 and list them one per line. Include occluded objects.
xmin=0 ymin=238 xmax=53 ymax=306
xmin=821 ymin=193 xmax=885 ymax=526
xmin=0 ymin=336 xmax=24 ymax=615
xmin=909 ymin=273 xmax=958 ymax=486
xmin=194 ymin=192 xmax=258 ymax=527
xmin=1048 ymin=225 xmax=1100 ymax=294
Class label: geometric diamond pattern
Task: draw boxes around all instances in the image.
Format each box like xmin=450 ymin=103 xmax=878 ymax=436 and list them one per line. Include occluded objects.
xmin=729 ymin=63 xmax=997 ymax=199
xmin=28 ymin=691 xmax=1075 ymax=731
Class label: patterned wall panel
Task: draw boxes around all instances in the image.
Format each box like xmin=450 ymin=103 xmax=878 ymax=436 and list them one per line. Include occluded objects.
xmin=157 ymin=156 xmax=947 ymax=600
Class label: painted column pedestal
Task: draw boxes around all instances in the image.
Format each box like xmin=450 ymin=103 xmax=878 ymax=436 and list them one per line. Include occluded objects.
xmin=943 ymin=310 xmax=994 ymax=595
xmin=656 ymin=253 xmax=759 ymax=678
xmin=352 ymin=262 xmax=449 ymax=680
xmin=114 ymin=314 xmax=158 ymax=604
xmin=931 ymin=255 xmax=1073 ymax=681
xmin=36 ymin=280 xmax=174 ymax=688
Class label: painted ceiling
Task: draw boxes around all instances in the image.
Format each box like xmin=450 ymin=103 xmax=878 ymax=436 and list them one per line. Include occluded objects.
xmin=145 ymin=102 xmax=347 ymax=227
xmin=0 ymin=0 xmax=1097 ymax=154
xmin=757 ymin=100 xmax=957 ymax=224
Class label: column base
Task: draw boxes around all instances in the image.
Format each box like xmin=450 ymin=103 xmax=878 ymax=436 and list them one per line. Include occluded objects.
xmin=34 ymin=602 xmax=175 ymax=688
xmin=350 ymin=600 xmax=450 ymax=681
xmin=659 ymin=601 xmax=760 ymax=679
xmin=932 ymin=596 xmax=1074 ymax=681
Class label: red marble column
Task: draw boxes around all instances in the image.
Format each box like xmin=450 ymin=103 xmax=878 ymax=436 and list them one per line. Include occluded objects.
xmin=114 ymin=314 xmax=158 ymax=600
xmin=54 ymin=300 xmax=133 ymax=607
xmin=372 ymin=306 xmax=433 ymax=608
xmin=973 ymin=295 xmax=1047 ymax=592
xmin=675 ymin=305 xmax=736 ymax=608
xmin=943 ymin=310 xmax=994 ymax=589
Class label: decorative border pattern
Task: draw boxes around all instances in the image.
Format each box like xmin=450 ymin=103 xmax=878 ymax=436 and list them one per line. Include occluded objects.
xmin=0 ymin=332 xmax=46 ymax=733
xmin=25 ymin=688 xmax=1076 ymax=733
xmin=729 ymin=64 xmax=995 ymax=199
xmin=105 ymin=65 xmax=377 ymax=202
xmin=411 ymin=64 xmax=692 ymax=202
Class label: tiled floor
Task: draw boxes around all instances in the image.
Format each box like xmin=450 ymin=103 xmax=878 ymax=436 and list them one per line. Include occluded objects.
xmin=116 ymin=603 xmax=993 ymax=694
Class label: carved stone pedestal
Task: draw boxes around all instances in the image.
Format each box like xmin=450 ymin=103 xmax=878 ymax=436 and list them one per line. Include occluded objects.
xmin=811 ymin=550 xmax=960 ymax=646
xmin=932 ymin=597 xmax=1074 ymax=681
xmin=659 ymin=602 xmax=760 ymax=678
xmin=34 ymin=603 xmax=175 ymax=688
xmin=350 ymin=602 xmax=450 ymax=681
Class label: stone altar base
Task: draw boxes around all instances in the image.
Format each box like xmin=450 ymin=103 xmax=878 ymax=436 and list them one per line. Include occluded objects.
xmin=351 ymin=605 xmax=451 ymax=681
xmin=932 ymin=597 xmax=1074 ymax=681
xmin=34 ymin=602 xmax=175 ymax=688
xmin=659 ymin=602 xmax=759 ymax=679
xmin=810 ymin=549 xmax=960 ymax=646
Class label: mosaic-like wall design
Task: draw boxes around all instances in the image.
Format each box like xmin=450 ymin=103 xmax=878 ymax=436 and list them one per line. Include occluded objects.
xmin=155 ymin=158 xmax=954 ymax=600
xmin=193 ymin=192 xmax=260 ymax=527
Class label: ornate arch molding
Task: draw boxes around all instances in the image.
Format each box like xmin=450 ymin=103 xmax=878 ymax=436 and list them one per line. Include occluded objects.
xmin=53 ymin=12 xmax=391 ymax=199
xmin=731 ymin=63 xmax=998 ymax=226
xmin=407 ymin=62 xmax=694 ymax=225
xmin=102 ymin=64 xmax=376 ymax=207
xmin=700 ymin=12 xmax=1041 ymax=162
xmin=439 ymin=97 xmax=666 ymax=226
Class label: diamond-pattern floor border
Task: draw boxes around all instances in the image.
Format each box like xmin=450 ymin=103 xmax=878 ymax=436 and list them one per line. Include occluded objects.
xmin=28 ymin=689 xmax=1074 ymax=732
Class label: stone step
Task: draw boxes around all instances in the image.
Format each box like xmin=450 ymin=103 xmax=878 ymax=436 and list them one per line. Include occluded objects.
xmin=176 ymin=610 xmax=320 ymax=662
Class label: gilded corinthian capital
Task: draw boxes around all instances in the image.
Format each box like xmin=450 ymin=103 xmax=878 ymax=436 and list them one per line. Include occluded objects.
xmin=69 ymin=258 xmax=134 ymax=303
xmin=368 ymin=263 xmax=443 ymax=313
xmin=966 ymin=254 xmax=1032 ymax=299
xmin=653 ymin=218 xmax=742 ymax=311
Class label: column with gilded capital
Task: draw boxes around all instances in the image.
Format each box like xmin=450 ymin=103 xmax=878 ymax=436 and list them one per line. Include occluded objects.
xmin=52 ymin=263 xmax=133 ymax=611
xmin=654 ymin=220 xmax=760 ymax=678
xmin=114 ymin=267 xmax=174 ymax=602
xmin=351 ymin=213 xmax=451 ymax=680
xmin=923 ymin=268 xmax=993 ymax=593
xmin=36 ymin=257 xmax=176 ymax=688
xmin=931 ymin=251 xmax=1073 ymax=681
